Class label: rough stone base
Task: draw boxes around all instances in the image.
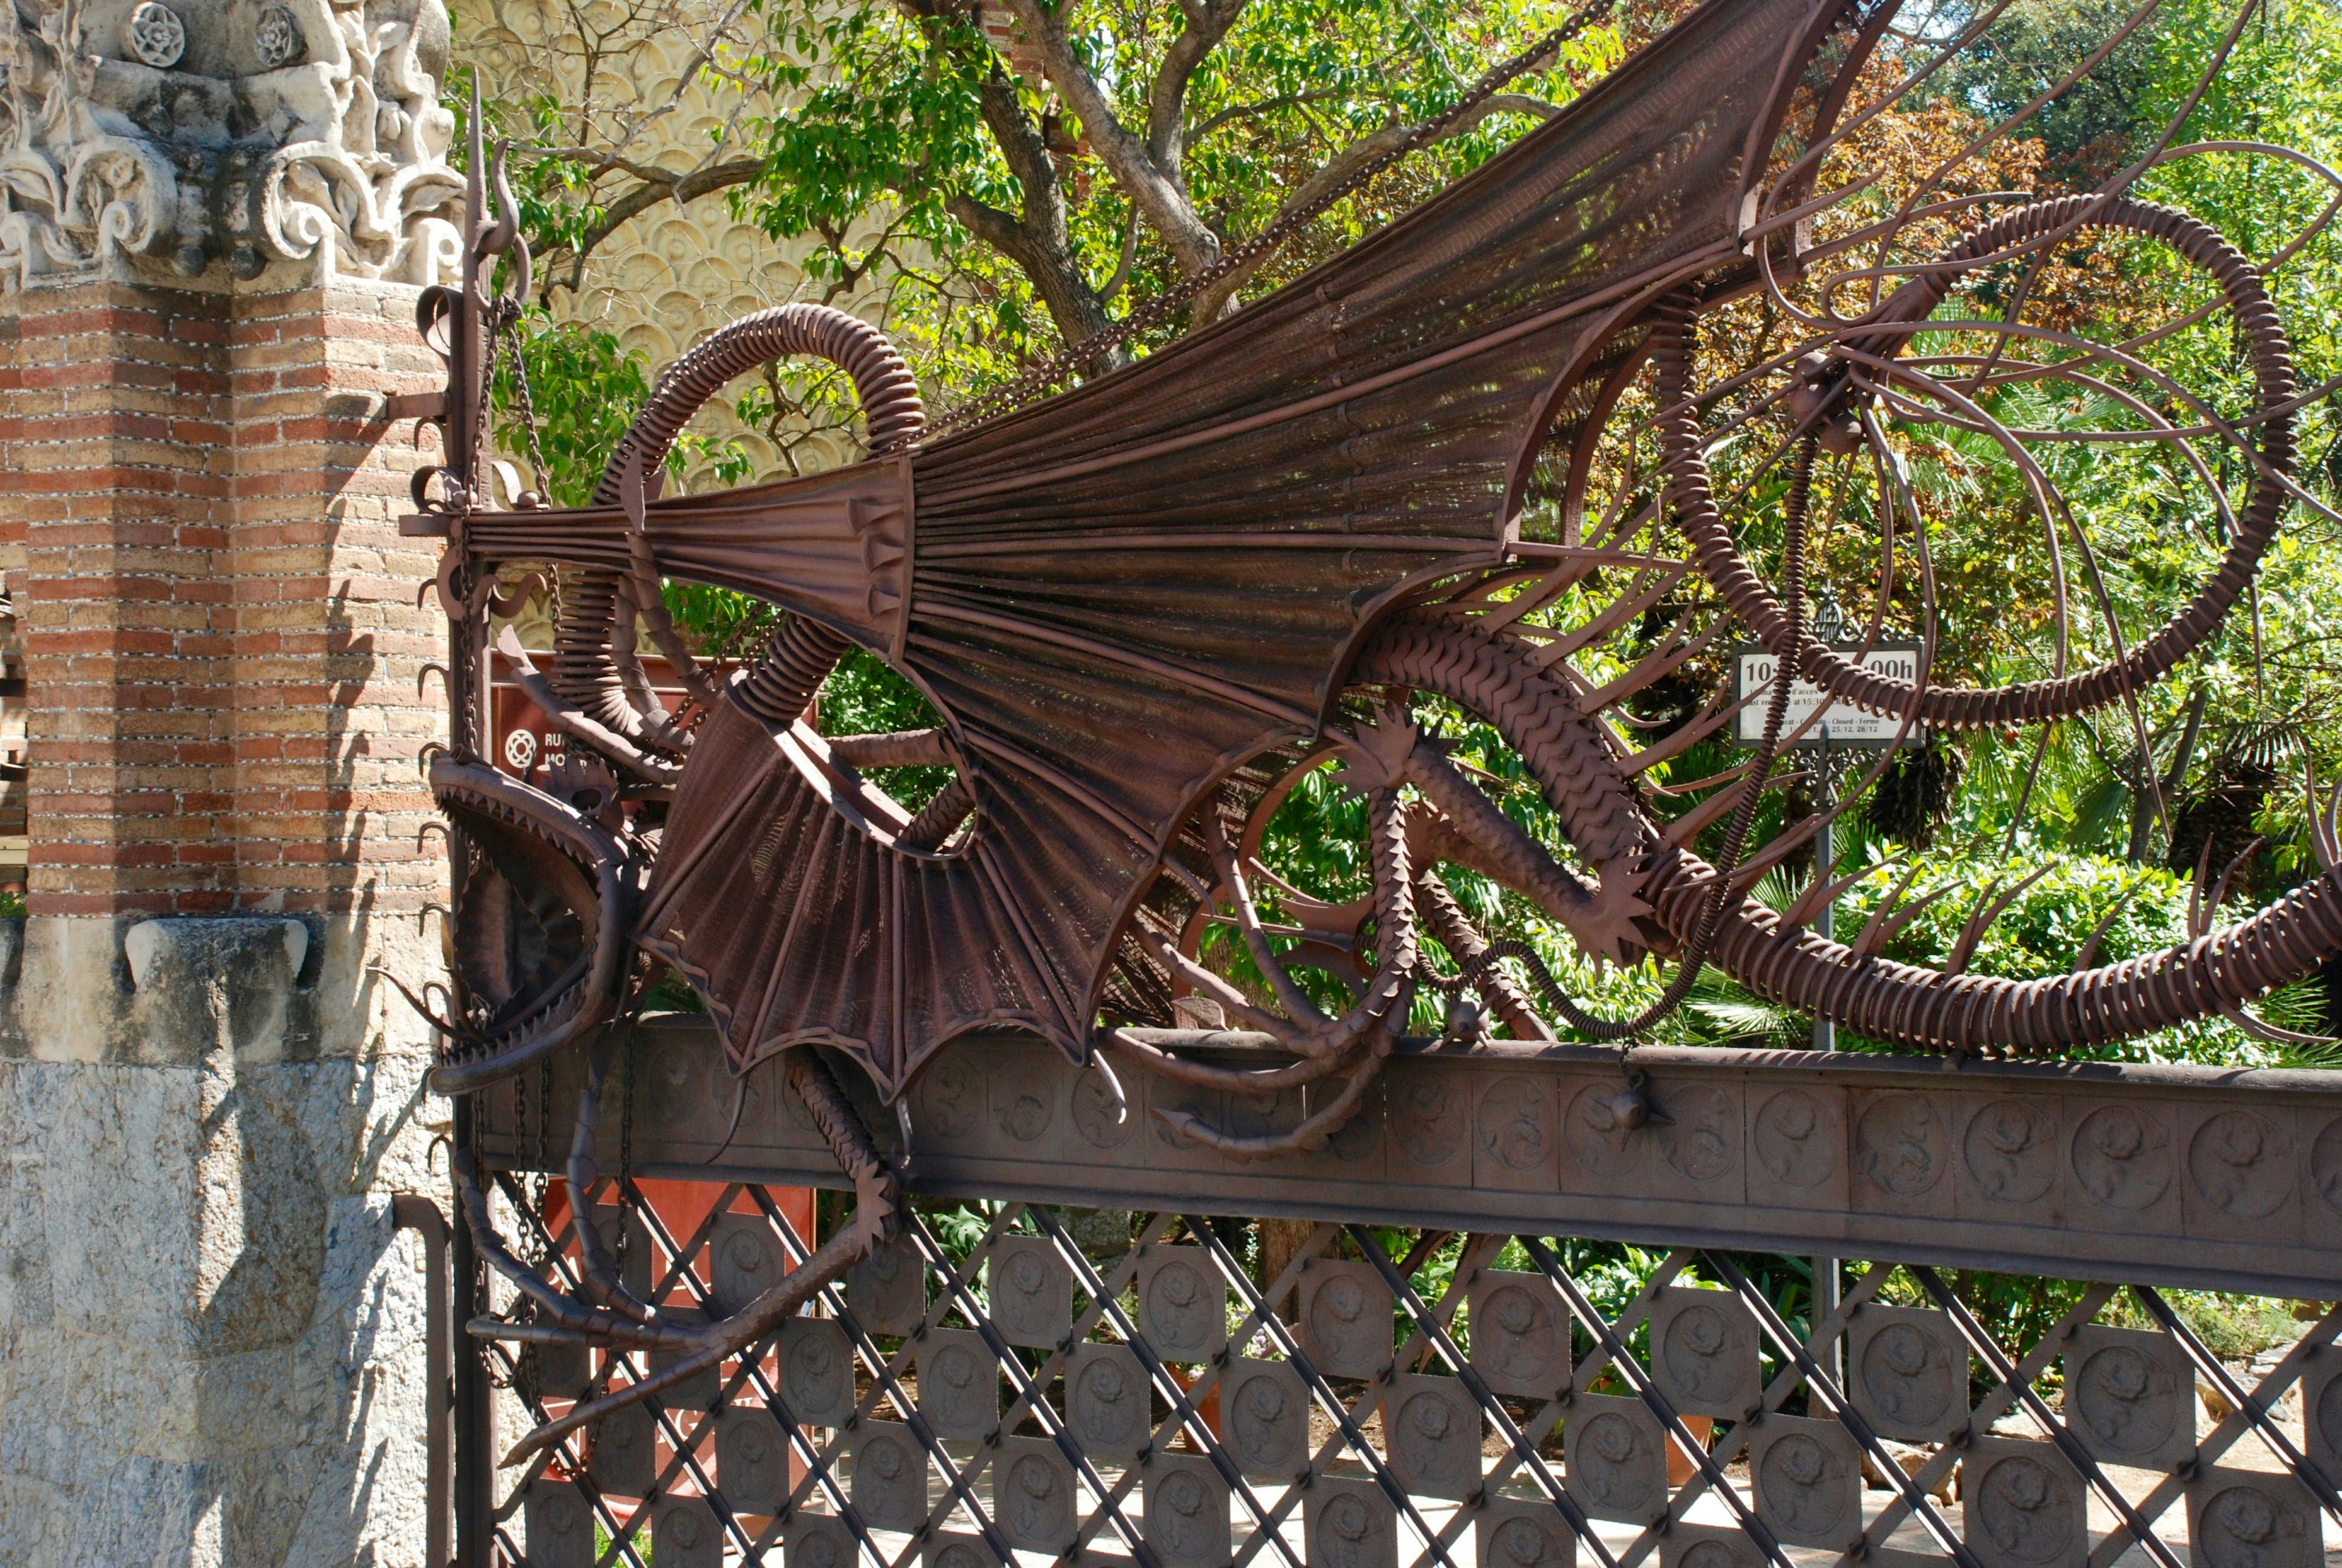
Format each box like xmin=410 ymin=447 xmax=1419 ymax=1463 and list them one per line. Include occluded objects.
xmin=0 ymin=914 xmax=445 ymax=1567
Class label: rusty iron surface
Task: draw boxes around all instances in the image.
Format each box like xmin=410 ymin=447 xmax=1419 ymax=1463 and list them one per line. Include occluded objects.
xmin=417 ymin=0 xmax=2336 ymax=1104
xmin=481 ymin=1018 xmax=2342 ymax=1298
xmin=407 ymin=0 xmax=2342 ymax=1471
xmin=464 ymin=1157 xmax=2342 ymax=1568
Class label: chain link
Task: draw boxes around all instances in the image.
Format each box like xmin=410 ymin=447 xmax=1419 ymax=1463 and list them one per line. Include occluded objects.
xmin=537 ymin=1056 xmax=554 ymax=1171
xmin=928 ymin=0 xmax=1618 ymax=438
xmin=505 ymin=343 xmax=554 ymax=503
xmin=467 ymin=337 xmax=496 ymax=514
xmin=612 ymin=1042 xmax=639 ymax=1275
xmin=619 ymin=1043 xmax=636 ymax=1185
xmin=508 ymin=1070 xmax=556 ymax=1276
xmin=484 ymin=299 xmax=554 ymax=503
xmin=521 ymin=1173 xmax=549 ymax=1271
xmin=485 ymin=301 xmax=562 ymax=678
xmin=510 ymin=1076 xmax=532 ymax=1268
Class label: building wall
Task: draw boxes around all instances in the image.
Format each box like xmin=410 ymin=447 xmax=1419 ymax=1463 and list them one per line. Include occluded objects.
xmin=0 ymin=259 xmax=453 ymax=1568
xmin=456 ymin=0 xmax=911 ymax=482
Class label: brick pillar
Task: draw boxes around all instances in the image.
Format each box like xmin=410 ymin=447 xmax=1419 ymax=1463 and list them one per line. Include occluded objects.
xmin=0 ymin=266 xmax=451 ymax=1565
xmin=12 ymin=285 xmax=235 ymax=917
xmin=3 ymin=280 xmax=444 ymax=925
xmin=226 ymin=282 xmax=447 ymax=925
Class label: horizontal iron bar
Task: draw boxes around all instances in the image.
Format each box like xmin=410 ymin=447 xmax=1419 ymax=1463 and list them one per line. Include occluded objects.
xmin=476 ymin=1018 xmax=2342 ymax=1297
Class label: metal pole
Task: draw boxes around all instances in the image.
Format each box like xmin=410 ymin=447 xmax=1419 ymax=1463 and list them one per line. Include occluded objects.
xmin=450 ymin=1097 xmax=493 ymax=1568
xmin=1809 ymin=740 xmax=1840 ymax=1370
xmin=1810 ymin=738 xmax=1836 ymax=1054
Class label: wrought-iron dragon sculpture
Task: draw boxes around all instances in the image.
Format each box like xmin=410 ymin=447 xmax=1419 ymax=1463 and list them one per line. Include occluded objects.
xmin=404 ymin=0 xmax=2342 ymax=1460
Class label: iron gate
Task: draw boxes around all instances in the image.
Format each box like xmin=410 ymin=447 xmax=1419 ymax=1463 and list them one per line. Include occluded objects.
xmin=451 ymin=1020 xmax=2342 ymax=1568
xmin=411 ymin=5 xmax=2342 ymax=1561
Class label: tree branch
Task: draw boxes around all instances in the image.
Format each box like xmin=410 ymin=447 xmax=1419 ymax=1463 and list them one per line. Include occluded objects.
xmin=1145 ymin=0 xmax=1247 ymax=174
xmin=1187 ymin=86 xmax=1348 ymax=145
xmin=1098 ymin=203 xmax=1142 ymax=304
xmin=995 ymin=0 xmax=1223 ymax=276
xmin=543 ymin=156 xmax=769 ymax=288
xmin=947 ymin=70 xmax=1121 ymax=358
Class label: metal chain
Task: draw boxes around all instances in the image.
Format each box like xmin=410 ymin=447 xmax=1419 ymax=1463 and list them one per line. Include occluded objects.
xmin=928 ymin=0 xmax=1618 ymax=438
xmin=506 ymin=1071 xmax=557 ymax=1276
xmin=471 ymin=1092 xmax=527 ymax=1392
xmin=537 ymin=1057 xmax=554 ymax=1172
xmin=465 ymin=340 xmax=496 ymax=515
xmin=510 ymin=1077 xmax=536 ymax=1268
xmin=524 ymin=1058 xmax=554 ymax=1273
xmin=612 ymin=1043 xmax=639 ymax=1273
xmin=521 ymin=1173 xmax=550 ymax=1272
xmin=619 ymin=1045 xmax=637 ymax=1186
xmin=490 ymin=301 xmax=554 ymax=502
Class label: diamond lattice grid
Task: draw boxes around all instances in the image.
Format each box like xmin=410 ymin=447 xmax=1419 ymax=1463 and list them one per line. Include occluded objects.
xmin=474 ymin=1180 xmax=2342 ymax=1568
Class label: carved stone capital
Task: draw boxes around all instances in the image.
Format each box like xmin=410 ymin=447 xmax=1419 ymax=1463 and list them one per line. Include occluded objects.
xmin=0 ymin=0 xmax=462 ymax=287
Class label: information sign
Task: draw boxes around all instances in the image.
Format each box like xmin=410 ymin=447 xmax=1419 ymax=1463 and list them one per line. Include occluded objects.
xmin=1730 ymin=642 xmax=1926 ymax=748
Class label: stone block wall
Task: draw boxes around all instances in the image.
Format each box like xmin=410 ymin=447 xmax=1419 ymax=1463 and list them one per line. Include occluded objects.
xmin=0 ymin=263 xmax=451 ymax=1567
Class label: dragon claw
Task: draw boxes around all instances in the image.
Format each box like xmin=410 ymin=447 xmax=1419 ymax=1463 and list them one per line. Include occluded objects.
xmin=1329 ymin=705 xmax=1420 ymax=798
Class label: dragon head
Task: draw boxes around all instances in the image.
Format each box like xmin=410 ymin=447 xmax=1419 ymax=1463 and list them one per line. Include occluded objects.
xmin=426 ymin=752 xmax=643 ymax=1094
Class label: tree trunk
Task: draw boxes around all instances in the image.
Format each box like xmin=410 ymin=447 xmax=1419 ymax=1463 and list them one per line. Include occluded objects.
xmin=1258 ymin=1218 xmax=1316 ymax=1312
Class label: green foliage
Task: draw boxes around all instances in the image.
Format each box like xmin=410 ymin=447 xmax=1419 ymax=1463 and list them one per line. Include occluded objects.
xmin=1871 ymin=1270 xmax=2305 ymax=1377
xmin=1932 ymin=0 xmax=2168 ymax=187
xmin=1875 ymin=1267 xmax=2097 ymax=1377
xmin=477 ymin=0 xmax=2342 ymax=1073
xmin=489 ymin=310 xmax=753 ymax=509
xmin=820 ymin=650 xmax=953 ymax=810
xmin=489 ymin=310 xmax=650 ymax=508
xmin=1685 ymin=967 xmax=1813 ymax=1050
xmin=717 ymin=0 xmax=1623 ymax=394
xmin=659 ymin=582 xmax=778 ymax=667
xmin=2100 ymin=1287 xmax=2303 ymax=1361
xmin=920 ymin=1200 xmax=997 ymax=1273
xmin=1625 ymin=0 xmax=2342 ymax=1054
xmin=1543 ymin=1237 xmax=1671 ymax=1323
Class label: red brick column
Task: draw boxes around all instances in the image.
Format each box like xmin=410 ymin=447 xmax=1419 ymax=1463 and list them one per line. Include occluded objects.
xmin=9 ymin=284 xmax=234 ymax=914
xmin=227 ymin=282 xmax=446 ymax=923
xmin=0 ymin=268 xmax=454 ymax=1566
xmin=4 ymin=276 xmax=445 ymax=931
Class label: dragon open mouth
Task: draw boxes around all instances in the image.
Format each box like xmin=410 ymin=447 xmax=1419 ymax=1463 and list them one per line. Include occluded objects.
xmin=428 ymin=754 xmax=641 ymax=1094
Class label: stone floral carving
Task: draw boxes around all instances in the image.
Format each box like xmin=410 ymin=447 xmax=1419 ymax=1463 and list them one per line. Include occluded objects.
xmin=713 ymin=1409 xmax=789 ymax=1513
xmin=252 ymin=1 xmax=299 ymax=65
xmin=0 ymin=0 xmax=460 ymax=285
xmin=988 ymin=1235 xmax=1071 ymax=1348
xmin=1138 ymin=1245 xmax=1225 ymax=1361
xmin=524 ymin=1481 xmax=594 ymax=1568
xmin=121 ymin=2 xmax=182 ymax=66
xmin=848 ymin=1422 xmax=923 ymax=1532
xmin=916 ymin=1328 xmax=999 ymax=1441
xmin=1223 ymin=1358 xmax=1308 ymax=1478
xmin=775 ymin=1316 xmax=854 ymax=1428
xmin=1065 ymin=1343 xmax=1148 ymax=1459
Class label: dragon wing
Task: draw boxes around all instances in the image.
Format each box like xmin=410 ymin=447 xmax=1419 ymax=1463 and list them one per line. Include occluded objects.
xmin=593 ymin=0 xmax=1878 ymax=1097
